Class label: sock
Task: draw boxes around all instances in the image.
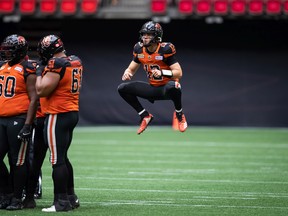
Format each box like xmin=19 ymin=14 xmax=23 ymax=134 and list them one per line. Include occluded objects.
xmin=138 ymin=109 xmax=149 ymax=119
xmin=175 ymin=109 xmax=183 ymax=121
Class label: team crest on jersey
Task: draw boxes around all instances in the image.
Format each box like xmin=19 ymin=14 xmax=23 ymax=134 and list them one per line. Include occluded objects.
xmin=155 ymin=56 xmax=163 ymax=60
xmin=138 ymin=54 xmax=144 ymax=58
xmin=15 ymin=66 xmax=22 ymax=72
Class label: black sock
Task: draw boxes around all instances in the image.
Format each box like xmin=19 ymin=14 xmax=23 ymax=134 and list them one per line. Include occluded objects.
xmin=175 ymin=110 xmax=183 ymax=121
xmin=140 ymin=111 xmax=149 ymax=119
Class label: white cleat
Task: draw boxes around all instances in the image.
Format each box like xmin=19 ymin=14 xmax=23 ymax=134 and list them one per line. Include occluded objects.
xmin=42 ymin=205 xmax=56 ymax=212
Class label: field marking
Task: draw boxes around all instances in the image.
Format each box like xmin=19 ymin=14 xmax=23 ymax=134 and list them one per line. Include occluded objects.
xmin=73 ymin=158 xmax=288 ymax=167
xmin=41 ymin=186 xmax=288 ymax=197
xmin=72 ymin=151 xmax=287 ymax=160
xmin=36 ymin=198 xmax=288 ymax=209
xmin=74 ymin=126 xmax=288 ymax=133
xmin=74 ymin=166 xmax=287 ymax=174
xmin=73 ymin=139 xmax=288 ymax=148
xmin=69 ymin=176 xmax=288 ymax=185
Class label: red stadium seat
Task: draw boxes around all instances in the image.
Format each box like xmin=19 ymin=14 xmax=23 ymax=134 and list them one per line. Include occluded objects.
xmin=178 ymin=0 xmax=193 ymax=14
xmin=81 ymin=0 xmax=99 ymax=14
xmin=40 ymin=0 xmax=57 ymax=14
xmin=213 ymin=0 xmax=228 ymax=15
xmin=284 ymin=0 xmax=288 ymax=14
xmin=60 ymin=0 xmax=77 ymax=14
xmin=0 ymin=0 xmax=15 ymax=13
xmin=266 ymin=0 xmax=281 ymax=15
xmin=230 ymin=0 xmax=246 ymax=15
xmin=19 ymin=0 xmax=36 ymax=14
xmin=196 ymin=0 xmax=211 ymax=15
xmin=248 ymin=0 xmax=264 ymax=15
xmin=151 ymin=0 xmax=167 ymax=14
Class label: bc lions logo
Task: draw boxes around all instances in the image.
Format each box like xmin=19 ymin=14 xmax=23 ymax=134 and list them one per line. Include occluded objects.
xmin=42 ymin=36 xmax=51 ymax=47
xmin=17 ymin=36 xmax=26 ymax=45
xmin=41 ymin=36 xmax=63 ymax=48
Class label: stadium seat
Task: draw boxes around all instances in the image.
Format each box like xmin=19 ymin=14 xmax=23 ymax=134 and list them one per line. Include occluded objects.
xmin=60 ymin=0 xmax=77 ymax=15
xmin=151 ymin=0 xmax=167 ymax=14
xmin=284 ymin=0 xmax=288 ymax=14
xmin=81 ymin=0 xmax=99 ymax=14
xmin=213 ymin=0 xmax=228 ymax=15
xmin=0 ymin=0 xmax=15 ymax=13
xmin=266 ymin=0 xmax=281 ymax=15
xmin=230 ymin=0 xmax=246 ymax=15
xmin=196 ymin=0 xmax=211 ymax=15
xmin=178 ymin=0 xmax=193 ymax=15
xmin=248 ymin=0 xmax=264 ymax=15
xmin=19 ymin=0 xmax=36 ymax=14
xmin=40 ymin=0 xmax=57 ymax=14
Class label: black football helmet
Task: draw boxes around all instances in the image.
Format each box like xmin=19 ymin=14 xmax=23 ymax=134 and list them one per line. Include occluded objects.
xmin=139 ymin=21 xmax=163 ymax=47
xmin=37 ymin=35 xmax=64 ymax=63
xmin=0 ymin=34 xmax=28 ymax=62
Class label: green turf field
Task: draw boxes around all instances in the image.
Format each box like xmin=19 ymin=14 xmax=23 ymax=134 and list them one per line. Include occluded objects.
xmin=2 ymin=126 xmax=288 ymax=216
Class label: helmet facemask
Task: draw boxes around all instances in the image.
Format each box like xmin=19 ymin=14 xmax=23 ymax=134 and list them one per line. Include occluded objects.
xmin=0 ymin=34 xmax=28 ymax=64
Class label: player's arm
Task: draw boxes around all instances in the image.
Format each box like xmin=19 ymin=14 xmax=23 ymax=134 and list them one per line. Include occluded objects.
xmin=36 ymin=72 xmax=60 ymax=97
xmin=18 ymin=73 xmax=38 ymax=142
xmin=25 ymin=73 xmax=38 ymax=125
xmin=122 ymin=61 xmax=140 ymax=81
xmin=169 ymin=62 xmax=182 ymax=79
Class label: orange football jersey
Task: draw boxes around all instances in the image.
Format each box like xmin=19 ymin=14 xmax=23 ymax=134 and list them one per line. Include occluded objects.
xmin=0 ymin=60 xmax=37 ymax=116
xmin=40 ymin=55 xmax=83 ymax=114
xmin=133 ymin=42 xmax=179 ymax=86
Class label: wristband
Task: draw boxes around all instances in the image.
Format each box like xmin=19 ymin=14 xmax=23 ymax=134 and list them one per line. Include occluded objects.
xmin=162 ymin=69 xmax=173 ymax=77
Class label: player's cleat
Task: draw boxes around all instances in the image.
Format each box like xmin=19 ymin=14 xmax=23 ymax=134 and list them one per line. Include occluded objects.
xmin=23 ymin=197 xmax=36 ymax=209
xmin=174 ymin=111 xmax=188 ymax=132
xmin=42 ymin=199 xmax=72 ymax=212
xmin=178 ymin=113 xmax=188 ymax=132
xmin=6 ymin=197 xmax=23 ymax=210
xmin=0 ymin=194 xmax=12 ymax=209
xmin=42 ymin=205 xmax=56 ymax=212
xmin=172 ymin=111 xmax=179 ymax=131
xmin=137 ymin=114 xmax=153 ymax=134
xmin=68 ymin=194 xmax=80 ymax=209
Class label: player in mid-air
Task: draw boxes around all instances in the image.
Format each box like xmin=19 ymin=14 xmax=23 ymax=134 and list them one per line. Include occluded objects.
xmin=118 ymin=20 xmax=188 ymax=134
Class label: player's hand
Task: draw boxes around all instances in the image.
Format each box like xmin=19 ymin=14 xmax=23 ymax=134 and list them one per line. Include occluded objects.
xmin=151 ymin=68 xmax=161 ymax=78
xmin=17 ymin=124 xmax=32 ymax=142
xmin=36 ymin=61 xmax=46 ymax=76
xmin=122 ymin=72 xmax=133 ymax=81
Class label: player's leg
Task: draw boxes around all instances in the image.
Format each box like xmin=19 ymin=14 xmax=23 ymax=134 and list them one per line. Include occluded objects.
xmin=164 ymin=81 xmax=187 ymax=132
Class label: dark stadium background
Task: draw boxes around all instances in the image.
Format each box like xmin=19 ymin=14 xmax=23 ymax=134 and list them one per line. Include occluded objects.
xmin=1 ymin=17 xmax=288 ymax=127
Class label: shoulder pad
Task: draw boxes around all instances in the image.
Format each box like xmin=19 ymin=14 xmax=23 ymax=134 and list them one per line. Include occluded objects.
xmin=159 ymin=42 xmax=176 ymax=55
xmin=47 ymin=57 xmax=68 ymax=69
xmin=22 ymin=60 xmax=37 ymax=71
xmin=133 ymin=42 xmax=143 ymax=54
xmin=0 ymin=61 xmax=5 ymax=67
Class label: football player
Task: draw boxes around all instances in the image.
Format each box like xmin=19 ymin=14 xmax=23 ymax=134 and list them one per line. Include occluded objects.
xmin=35 ymin=35 xmax=82 ymax=212
xmin=118 ymin=21 xmax=188 ymax=134
xmin=0 ymin=34 xmax=38 ymax=210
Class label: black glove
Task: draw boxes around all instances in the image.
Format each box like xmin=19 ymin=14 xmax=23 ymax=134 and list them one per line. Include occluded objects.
xmin=36 ymin=63 xmax=45 ymax=77
xmin=17 ymin=124 xmax=32 ymax=142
